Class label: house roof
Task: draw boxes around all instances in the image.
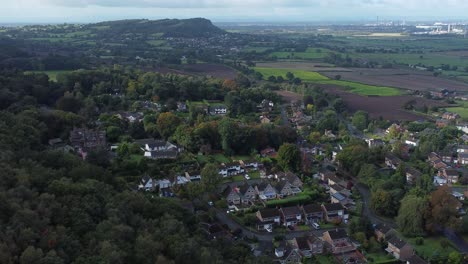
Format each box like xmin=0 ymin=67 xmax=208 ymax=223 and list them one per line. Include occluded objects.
xmin=388 ymin=236 xmax=409 ymax=249
xmin=239 ymin=182 xmax=253 ymax=195
xmin=406 ymin=255 xmax=427 ymax=264
xmin=326 ymin=229 xmax=348 ymax=240
xmin=444 ymin=169 xmax=459 ymax=176
xmin=276 ymin=180 xmax=291 ymax=192
xmin=258 ymin=208 xmax=280 ymax=218
xmin=302 ymin=204 xmax=323 ymax=214
xmin=330 ymin=184 xmax=344 ymax=192
xmin=406 ymin=167 xmax=422 ymax=177
xmin=281 ymin=206 xmax=302 ymax=216
xmin=294 ymin=237 xmax=311 ymax=250
xmin=332 ymin=192 xmax=346 ymax=201
xmin=256 ymin=181 xmax=275 ymax=192
xmin=374 ymin=224 xmax=392 ymax=235
xmin=322 ymin=203 xmax=344 ymax=212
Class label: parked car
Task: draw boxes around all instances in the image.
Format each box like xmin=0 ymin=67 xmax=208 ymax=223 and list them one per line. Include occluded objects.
xmin=245 ymin=174 xmax=251 ymax=180
xmin=266 ymin=227 xmax=273 ymax=233
xmin=312 ymin=223 xmax=320 ymax=230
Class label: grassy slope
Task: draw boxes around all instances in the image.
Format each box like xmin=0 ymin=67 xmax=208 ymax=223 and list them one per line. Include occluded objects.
xmin=25 ymin=70 xmax=71 ymax=81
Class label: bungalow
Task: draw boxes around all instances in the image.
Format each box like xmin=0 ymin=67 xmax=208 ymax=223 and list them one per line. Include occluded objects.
xmin=256 ymin=208 xmax=281 ymax=231
xmin=440 ymin=168 xmax=459 ymax=184
xmin=291 ymin=235 xmax=323 ymax=258
xmin=374 ymin=224 xmax=395 ymax=242
xmin=406 ymin=167 xmax=422 ymax=184
xmin=385 ymin=154 xmax=402 ymax=170
xmin=302 ymin=204 xmax=323 ymax=224
xmin=452 ymin=191 xmax=465 ymax=201
xmin=386 ymin=237 xmax=414 ymax=261
xmin=459 ymin=153 xmax=468 ymax=165
xmin=323 ymin=229 xmax=356 ymax=254
xmin=280 ymin=206 xmax=303 ymax=227
xmin=255 ymin=182 xmax=278 ymax=200
xmin=436 ymin=119 xmax=450 ymax=128
xmin=223 ymin=186 xmax=241 ymax=205
xmin=322 ymin=203 xmax=345 ymax=223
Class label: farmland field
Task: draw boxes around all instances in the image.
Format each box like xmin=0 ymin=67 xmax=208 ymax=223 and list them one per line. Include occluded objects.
xmin=168 ymin=64 xmax=238 ymax=79
xmin=321 ymin=68 xmax=468 ymax=92
xmin=446 ymin=107 xmax=468 ymax=119
xmin=243 ymin=46 xmax=272 ymax=52
xmin=256 ymin=62 xmax=349 ymax=72
xmin=319 ymin=85 xmax=450 ymax=121
xmin=254 ymin=67 xmax=402 ymax=96
xmin=269 ymin=47 xmax=333 ymax=60
xmin=146 ymin=40 xmax=166 ymax=46
xmin=254 ymin=67 xmax=328 ymax=81
xmin=352 ymin=52 xmax=468 ymax=69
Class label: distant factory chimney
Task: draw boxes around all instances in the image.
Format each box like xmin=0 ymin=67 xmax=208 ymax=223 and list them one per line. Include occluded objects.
xmin=448 ymin=24 xmax=451 ymax=33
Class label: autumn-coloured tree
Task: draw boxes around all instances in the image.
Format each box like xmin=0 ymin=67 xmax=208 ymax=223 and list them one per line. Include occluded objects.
xmin=426 ymin=185 xmax=462 ymax=232
xmin=156 ymin=112 xmax=181 ymax=139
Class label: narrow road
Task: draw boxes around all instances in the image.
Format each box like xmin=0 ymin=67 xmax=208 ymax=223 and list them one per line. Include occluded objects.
xmin=280 ymin=104 xmax=290 ymax=127
xmin=215 ymin=209 xmax=341 ymax=241
xmin=354 ymin=183 xmax=397 ymax=228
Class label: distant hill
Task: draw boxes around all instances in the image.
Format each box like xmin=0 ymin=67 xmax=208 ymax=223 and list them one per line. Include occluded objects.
xmin=90 ymin=18 xmax=225 ymax=38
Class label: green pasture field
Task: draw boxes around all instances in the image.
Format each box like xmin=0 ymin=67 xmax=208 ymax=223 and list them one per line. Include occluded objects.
xmin=146 ymin=40 xmax=166 ymax=46
xmin=25 ymin=70 xmax=71 ymax=81
xmin=254 ymin=67 xmax=402 ymax=96
xmin=254 ymin=67 xmax=328 ymax=82
xmin=352 ymin=52 xmax=468 ymax=69
xmin=243 ymin=46 xmax=272 ymax=53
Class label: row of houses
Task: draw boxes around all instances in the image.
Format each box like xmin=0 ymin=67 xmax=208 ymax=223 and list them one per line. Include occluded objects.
xmin=223 ymin=173 xmax=303 ymax=204
xmin=136 ymin=138 xmax=181 ymax=160
xmin=256 ymin=203 xmax=348 ymax=231
xmin=137 ymin=172 xmax=201 ymax=195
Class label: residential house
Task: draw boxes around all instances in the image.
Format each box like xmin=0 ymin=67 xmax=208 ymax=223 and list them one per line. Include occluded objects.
xmin=240 ymin=160 xmax=261 ymax=171
xmin=405 ymin=138 xmax=419 ymax=147
xmin=260 ymin=116 xmax=271 ymax=124
xmin=274 ymin=245 xmax=302 ymax=264
xmin=452 ymin=191 xmax=465 ymax=201
xmin=331 ymin=192 xmax=352 ymax=207
xmin=219 ymin=162 xmax=244 ymax=177
xmin=366 ymin=138 xmax=385 ymax=148
xmin=223 ymin=186 xmax=241 ymax=205
xmin=139 ymin=139 xmax=179 ymax=160
xmin=280 ymin=206 xmax=303 ymax=227
xmin=385 ymin=154 xmax=402 ymax=169
xmin=256 ymin=208 xmax=281 ymax=230
xmin=386 ymin=237 xmax=414 ymax=261
xmin=460 ymin=134 xmax=468 ymax=143
xmin=261 ymin=147 xmax=277 ymax=158
xmin=177 ymin=102 xmax=188 ymax=112
xmin=184 ymin=171 xmax=201 ymax=182
xmin=138 ymin=175 xmax=157 ymax=191
xmin=459 ymin=153 xmax=468 ymax=165
xmin=158 ymin=179 xmax=174 ymax=197
xmin=406 ymin=255 xmax=427 ymax=264
xmin=276 ymin=181 xmax=301 ymax=198
xmin=116 ymin=112 xmax=143 ymax=123
xmin=322 ymin=203 xmax=345 ymax=223
xmin=405 ymin=167 xmax=422 ymax=184
xmin=291 ymin=235 xmax=323 ymax=258
xmin=259 ymin=99 xmax=274 ymax=112
xmin=374 ymin=224 xmax=395 ymax=242
xmin=276 ymin=172 xmax=303 ymax=188
xmin=436 ymin=119 xmax=449 ymax=128
xmin=457 ymin=145 xmax=468 ymax=153
xmin=440 ymin=168 xmax=459 ymax=184
xmin=208 ymin=105 xmax=227 ymax=115
xmin=428 ymin=152 xmax=447 ymax=170
xmin=319 ymin=169 xmax=337 ymax=182
xmin=239 ymin=183 xmax=257 ymax=204
xmin=323 ymin=229 xmax=356 ymax=254
xmin=48 ymin=138 xmax=64 ymax=148
xmin=69 ymin=128 xmax=107 ymax=158
xmin=441 ymin=153 xmax=454 ymax=164
xmin=302 ymin=204 xmax=323 ymax=224
xmin=256 ymin=182 xmax=278 ymax=200
xmin=442 ymin=112 xmax=460 ymax=120
xmin=458 ymin=124 xmax=468 ymax=134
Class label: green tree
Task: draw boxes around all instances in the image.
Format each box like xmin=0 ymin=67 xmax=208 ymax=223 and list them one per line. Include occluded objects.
xmin=201 ymin=163 xmax=222 ymax=192
xmin=396 ymin=195 xmax=428 ymax=236
xmin=448 ymin=251 xmax=464 ymax=264
xmin=20 ymin=246 xmax=43 ymax=264
xmin=352 ymin=110 xmax=369 ymax=131
xmin=370 ymin=189 xmax=394 ymax=216
xmin=277 ymin=143 xmax=301 ymax=172
xmin=156 ymin=112 xmax=181 ymax=140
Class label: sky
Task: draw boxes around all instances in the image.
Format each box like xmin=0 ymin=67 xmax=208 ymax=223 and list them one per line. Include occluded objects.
xmin=2 ymin=0 xmax=468 ymax=23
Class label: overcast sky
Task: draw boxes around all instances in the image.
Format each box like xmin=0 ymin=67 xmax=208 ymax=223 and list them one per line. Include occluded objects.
xmin=2 ymin=0 xmax=468 ymax=23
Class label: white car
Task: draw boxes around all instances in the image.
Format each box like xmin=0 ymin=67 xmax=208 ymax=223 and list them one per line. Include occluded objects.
xmin=244 ymin=174 xmax=251 ymax=180
xmin=265 ymin=227 xmax=273 ymax=233
xmin=312 ymin=223 xmax=320 ymax=230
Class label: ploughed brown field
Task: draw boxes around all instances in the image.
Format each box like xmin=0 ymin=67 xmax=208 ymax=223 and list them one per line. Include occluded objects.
xmin=276 ymin=86 xmax=452 ymax=121
xmin=256 ymin=62 xmax=351 ymax=72
xmin=154 ymin=64 xmax=238 ymax=79
xmin=323 ymin=85 xmax=452 ymax=121
xmin=321 ymin=68 xmax=468 ymax=92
